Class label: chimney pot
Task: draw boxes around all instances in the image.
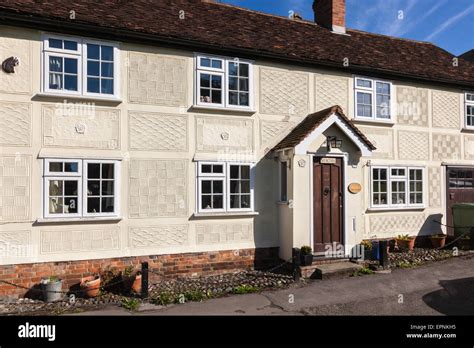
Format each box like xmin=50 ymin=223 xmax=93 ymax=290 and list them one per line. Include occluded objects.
xmin=313 ymin=0 xmax=346 ymax=34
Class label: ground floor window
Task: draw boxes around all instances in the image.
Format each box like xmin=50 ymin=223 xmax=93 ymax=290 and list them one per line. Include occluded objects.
xmin=197 ymin=161 xmax=254 ymax=213
xmin=371 ymin=166 xmax=424 ymax=209
xmin=43 ymin=158 xmax=120 ymax=218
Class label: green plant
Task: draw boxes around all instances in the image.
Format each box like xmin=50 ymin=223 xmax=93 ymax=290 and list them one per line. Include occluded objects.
xmin=123 ymin=265 xmax=135 ymax=278
xmin=151 ymin=291 xmax=175 ymax=306
xmin=121 ymin=297 xmax=140 ymax=311
xmin=183 ymin=290 xmax=207 ymax=302
xmin=430 ymin=234 xmax=446 ymax=239
xmin=48 ymin=275 xmax=59 ymax=282
xmin=233 ymin=284 xmax=259 ymax=294
xmin=360 ymin=240 xmax=372 ymax=250
xmin=396 ymin=234 xmax=414 ymax=241
xmin=352 ymin=267 xmax=373 ymax=276
xmin=300 ymin=245 xmax=312 ymax=255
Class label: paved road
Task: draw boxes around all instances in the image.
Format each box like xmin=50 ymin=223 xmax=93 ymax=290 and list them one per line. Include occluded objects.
xmin=74 ymin=254 xmax=474 ymax=316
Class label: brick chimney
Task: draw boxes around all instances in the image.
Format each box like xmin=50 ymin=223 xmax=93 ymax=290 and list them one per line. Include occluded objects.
xmin=313 ymin=0 xmax=346 ymax=34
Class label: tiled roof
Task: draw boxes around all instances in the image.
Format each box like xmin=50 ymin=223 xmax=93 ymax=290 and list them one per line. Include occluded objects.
xmin=273 ymin=105 xmax=376 ymax=151
xmin=460 ymin=49 xmax=474 ymax=62
xmin=0 ymin=0 xmax=473 ymax=86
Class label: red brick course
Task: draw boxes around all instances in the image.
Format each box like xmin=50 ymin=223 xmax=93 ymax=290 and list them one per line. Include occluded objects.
xmin=0 ymin=247 xmax=279 ymax=298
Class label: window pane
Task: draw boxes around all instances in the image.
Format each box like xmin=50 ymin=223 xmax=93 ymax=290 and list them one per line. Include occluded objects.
xmin=212 ymin=195 xmax=223 ymax=209
xmin=228 ymin=62 xmax=238 ymax=76
xmin=64 ymin=40 xmax=78 ymax=51
xmin=49 ymin=162 xmax=63 ymax=172
xmin=202 ymin=180 xmax=211 ymax=194
xmin=49 ymin=197 xmax=63 ymax=214
xmin=376 ymin=82 xmax=390 ymax=94
xmin=241 ymin=165 xmax=250 ymax=179
xmin=88 ymin=61 xmax=100 ymax=76
xmin=49 ymin=56 xmax=62 ymax=72
xmin=211 ymin=59 xmax=222 ymax=69
xmin=230 ymin=180 xmax=239 ymax=194
xmin=65 ymin=197 xmax=77 ymax=213
xmin=241 ymin=180 xmax=250 ymax=193
xmin=229 ymin=92 xmax=238 ymax=105
xmin=211 ymin=75 xmax=221 ymax=89
xmin=64 ymin=181 xmax=77 ymax=195
xmin=101 ymin=62 xmax=114 ymax=77
xmin=356 ymin=79 xmax=372 ymax=88
xmin=201 ymin=164 xmax=212 ymax=173
xmin=213 ymin=165 xmax=223 ymax=173
xmin=88 ymin=163 xmax=100 ymax=179
xmin=200 ymin=73 xmax=210 ymax=87
xmin=200 ymin=58 xmax=210 ymax=67
xmin=65 ymin=162 xmax=78 ymax=172
xmin=87 ymin=197 xmax=100 ymax=213
xmin=230 ymin=165 xmax=239 ymax=179
xmin=211 ymin=90 xmax=221 ymax=104
xmin=64 ymin=58 xmax=77 ymax=74
xmin=64 ymin=75 xmax=78 ymax=91
xmin=200 ymin=88 xmax=210 ymax=102
xmin=213 ymin=180 xmax=223 ymax=193
xmin=87 ymin=181 xmax=100 ymax=196
xmin=101 ymin=46 xmax=114 ymax=61
xmin=87 ymin=78 xmax=100 ymax=93
xmin=101 ymin=197 xmax=115 ymax=212
xmin=201 ymin=195 xmax=212 ymax=209
xmin=87 ymin=44 xmax=100 ymax=60
xmin=239 ymin=63 xmax=249 ymax=77
xmin=241 ymin=195 xmax=251 ymax=208
xmin=49 ymin=180 xmax=63 ymax=196
xmin=239 ymin=78 xmax=249 ymax=92
xmin=229 ymin=77 xmax=238 ymax=90
xmin=239 ymin=93 xmax=249 ymax=106
xmin=101 ymin=79 xmax=114 ymax=94
xmin=230 ymin=195 xmax=240 ymax=208
xmin=102 ymin=181 xmax=114 ymax=195
xmin=49 ymin=38 xmax=62 ymax=49
xmin=49 ymin=74 xmax=62 ymax=90
xmin=102 ymin=163 xmax=114 ymax=179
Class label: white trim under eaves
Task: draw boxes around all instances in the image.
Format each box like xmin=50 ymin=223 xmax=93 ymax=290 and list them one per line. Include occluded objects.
xmin=294 ymin=113 xmax=373 ymax=157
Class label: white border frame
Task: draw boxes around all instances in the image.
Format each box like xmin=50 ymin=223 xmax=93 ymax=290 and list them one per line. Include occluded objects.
xmin=195 ymin=70 xmax=225 ymax=108
xmin=369 ymin=165 xmax=425 ymax=210
xmin=464 ymin=92 xmax=474 ymax=130
xmin=354 ymin=75 xmax=394 ymax=122
xmin=226 ymin=162 xmax=254 ymax=213
xmin=43 ymin=176 xmax=82 ymax=218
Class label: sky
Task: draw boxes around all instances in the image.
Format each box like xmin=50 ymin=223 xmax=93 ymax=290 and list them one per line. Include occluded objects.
xmin=220 ymin=0 xmax=474 ymax=56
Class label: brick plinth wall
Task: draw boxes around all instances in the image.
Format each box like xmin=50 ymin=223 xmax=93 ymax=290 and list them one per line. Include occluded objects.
xmin=0 ymin=247 xmax=279 ymax=298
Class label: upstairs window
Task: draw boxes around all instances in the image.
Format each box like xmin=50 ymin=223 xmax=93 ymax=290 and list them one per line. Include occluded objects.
xmin=371 ymin=166 xmax=424 ymax=209
xmin=197 ymin=162 xmax=254 ymax=213
xmin=465 ymin=92 xmax=474 ymax=128
xmin=354 ymin=77 xmax=392 ymax=121
xmin=43 ymin=35 xmax=119 ymax=98
xmin=195 ymin=54 xmax=253 ymax=110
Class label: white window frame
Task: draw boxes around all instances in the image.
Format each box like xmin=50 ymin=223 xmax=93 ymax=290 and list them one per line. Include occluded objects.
xmin=370 ymin=165 xmax=425 ymax=210
xmin=42 ymin=158 xmax=120 ymax=219
xmin=354 ymin=76 xmax=393 ymax=121
xmin=83 ymin=160 xmax=121 ymax=217
xmin=194 ymin=53 xmax=254 ymax=111
xmin=465 ymin=92 xmax=474 ymax=129
xmin=42 ymin=34 xmax=120 ymax=99
xmin=196 ymin=161 xmax=254 ymax=214
xmin=226 ymin=162 xmax=254 ymax=212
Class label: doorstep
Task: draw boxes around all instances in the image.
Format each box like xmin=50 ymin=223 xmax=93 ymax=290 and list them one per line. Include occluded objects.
xmin=300 ymin=260 xmax=362 ymax=279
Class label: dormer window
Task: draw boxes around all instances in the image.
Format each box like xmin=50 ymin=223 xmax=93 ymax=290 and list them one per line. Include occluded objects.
xmin=195 ymin=54 xmax=253 ymax=110
xmin=42 ymin=34 xmax=119 ymax=99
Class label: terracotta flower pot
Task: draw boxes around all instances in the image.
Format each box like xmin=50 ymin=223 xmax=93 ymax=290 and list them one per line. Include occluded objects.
xmin=429 ymin=236 xmax=446 ymax=249
xmin=396 ymin=238 xmax=415 ymax=251
xmin=80 ymin=275 xmax=101 ymax=298
xmin=131 ymin=273 xmax=142 ymax=294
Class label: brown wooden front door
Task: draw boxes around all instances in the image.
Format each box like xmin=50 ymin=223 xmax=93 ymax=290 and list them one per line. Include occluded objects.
xmin=313 ymin=157 xmax=343 ymax=253
xmin=446 ymin=167 xmax=474 ymax=236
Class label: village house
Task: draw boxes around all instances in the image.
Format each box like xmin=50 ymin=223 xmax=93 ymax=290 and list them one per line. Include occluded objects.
xmin=0 ymin=0 xmax=473 ymax=296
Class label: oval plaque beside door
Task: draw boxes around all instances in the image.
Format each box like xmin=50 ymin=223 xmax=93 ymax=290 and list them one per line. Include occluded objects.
xmin=348 ymin=183 xmax=362 ymax=194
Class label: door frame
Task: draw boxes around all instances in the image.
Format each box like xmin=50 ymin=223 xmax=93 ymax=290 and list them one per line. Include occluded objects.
xmin=310 ymin=153 xmax=349 ymax=256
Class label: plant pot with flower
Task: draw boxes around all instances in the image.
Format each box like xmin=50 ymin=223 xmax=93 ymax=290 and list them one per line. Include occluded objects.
xmin=40 ymin=276 xmax=63 ymax=303
xmin=396 ymin=234 xmax=416 ymax=251
xmin=300 ymin=245 xmax=313 ymax=266
xmin=429 ymin=234 xmax=447 ymax=249
xmin=80 ymin=275 xmax=101 ymax=298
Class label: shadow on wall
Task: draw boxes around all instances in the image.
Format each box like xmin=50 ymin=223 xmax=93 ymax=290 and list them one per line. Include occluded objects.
xmin=422 ymin=277 xmax=474 ymax=315
xmin=415 ymin=214 xmax=443 ymax=247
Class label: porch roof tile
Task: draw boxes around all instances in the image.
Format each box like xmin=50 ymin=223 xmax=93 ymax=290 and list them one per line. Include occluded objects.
xmin=273 ymin=105 xmax=376 ymax=151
